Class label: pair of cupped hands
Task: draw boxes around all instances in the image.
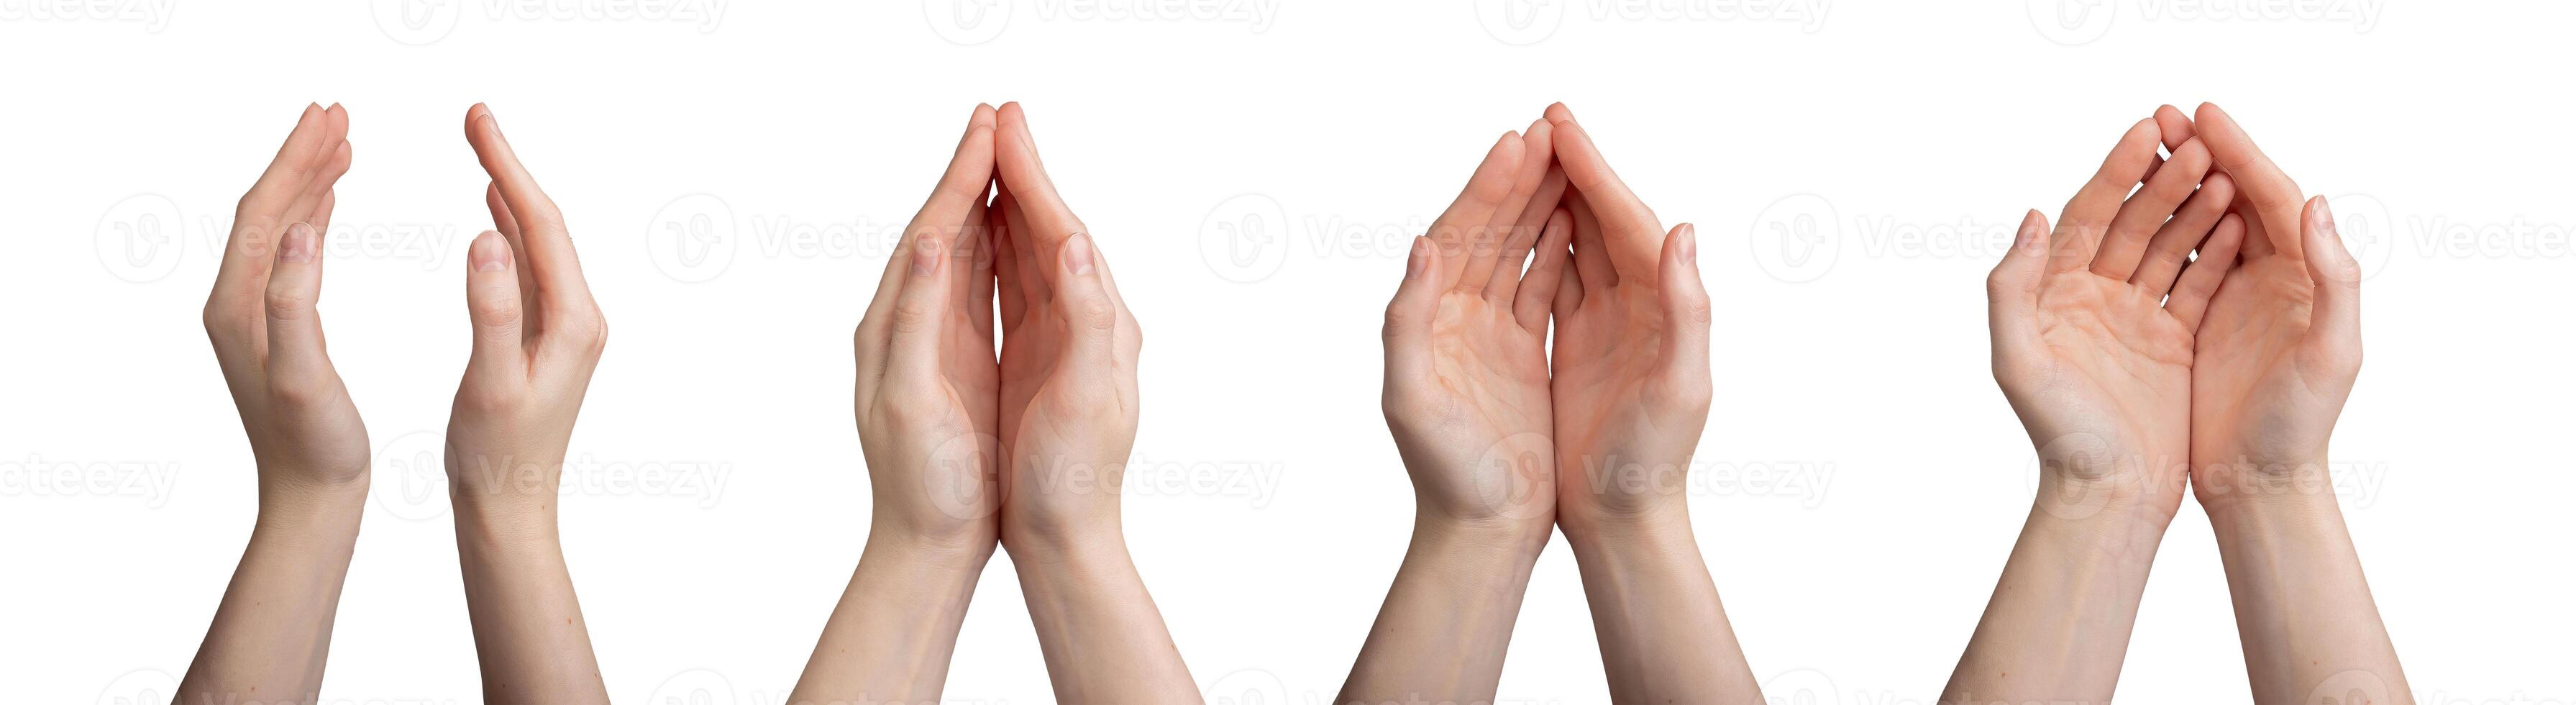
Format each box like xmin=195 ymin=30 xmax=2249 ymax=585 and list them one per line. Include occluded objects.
xmin=1991 ymin=102 xmax=2364 ymax=524
xmin=1383 ymin=103 xmax=1717 ymax=541
xmin=853 ymin=102 xmax=1143 ymax=558
xmin=216 ymin=102 xmax=603 ymax=515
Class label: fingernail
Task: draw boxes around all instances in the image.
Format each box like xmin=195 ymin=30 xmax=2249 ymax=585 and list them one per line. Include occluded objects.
xmin=911 ymin=237 xmax=942 ymax=277
xmin=2309 ymin=196 xmax=2336 ymax=236
xmin=280 ymin=223 xmax=316 ymax=263
xmin=471 ymin=232 xmax=509 ymax=273
xmin=1406 ymin=236 xmax=1430 ymax=280
xmin=1066 ymin=233 xmax=1095 ymax=275
xmin=1677 ymin=224 xmax=1697 ymax=265
xmin=2017 ymin=211 xmax=2047 ymax=254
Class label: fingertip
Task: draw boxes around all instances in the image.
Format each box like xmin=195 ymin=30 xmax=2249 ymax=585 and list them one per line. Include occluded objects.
xmin=1671 ymin=222 xmax=1697 ymax=267
xmin=278 ymin=222 xmax=318 ymax=264
xmin=470 ymin=230 xmax=513 ymax=273
xmin=2016 ymin=209 xmax=2050 ymax=255
xmin=1544 ymin=101 xmax=1575 ymax=125
xmin=1064 ymin=232 xmax=1095 ymax=276
xmin=1405 ymin=235 xmax=1433 ymax=281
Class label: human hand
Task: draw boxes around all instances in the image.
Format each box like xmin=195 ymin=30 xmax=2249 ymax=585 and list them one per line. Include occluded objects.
xmin=1538 ymin=105 xmax=1715 ymax=532
xmin=2165 ymin=104 xmax=2363 ymax=504
xmin=854 ymin=104 xmax=1005 ymax=550
xmin=990 ymin=102 xmax=1141 ymax=547
xmin=447 ymin=104 xmax=611 ymax=517
xmin=204 ymin=103 xmax=362 ymax=498
xmin=1985 ymin=117 xmax=2242 ymax=522
xmin=1381 ymin=119 xmax=1568 ymax=539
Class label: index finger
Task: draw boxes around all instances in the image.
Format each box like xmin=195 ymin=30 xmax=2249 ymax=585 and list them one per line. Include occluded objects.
xmin=2194 ymin=102 xmax=2306 ymax=252
xmin=465 ymin=104 xmax=594 ymax=311
xmin=1550 ymin=121 xmax=1662 ymax=276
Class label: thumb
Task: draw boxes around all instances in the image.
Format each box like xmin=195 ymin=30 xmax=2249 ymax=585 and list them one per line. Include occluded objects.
xmin=1654 ymin=224 xmax=1712 ymax=394
xmin=885 ymin=229 xmax=958 ymax=381
xmin=2299 ymin=196 xmax=2362 ymax=360
xmin=1383 ymin=236 xmax=1440 ymax=381
xmin=464 ymin=230 xmax=526 ymax=375
xmin=1987 ymin=210 xmax=2050 ymax=378
xmin=262 ymin=222 xmax=334 ymax=391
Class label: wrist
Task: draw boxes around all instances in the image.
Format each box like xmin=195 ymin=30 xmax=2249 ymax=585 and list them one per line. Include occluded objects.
xmin=1412 ymin=511 xmax=1550 ymax=563
xmin=1557 ymin=501 xmax=1693 ymax=549
xmin=2193 ymin=453 xmax=2343 ymax=515
xmin=864 ymin=523 xmax=998 ymax=572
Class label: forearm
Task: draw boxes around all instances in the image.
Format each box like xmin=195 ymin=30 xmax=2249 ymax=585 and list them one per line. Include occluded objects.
xmin=1336 ymin=515 xmax=1546 ymax=705
xmin=788 ymin=528 xmax=992 ymax=705
xmin=1010 ymin=529 xmax=1200 ymax=704
xmin=2203 ymin=466 xmax=2410 ymax=705
xmin=452 ymin=498 xmax=608 ymax=705
xmin=176 ymin=482 xmax=365 ymax=704
xmin=1561 ymin=508 xmax=1760 ymax=704
xmin=1942 ymin=477 xmax=2170 ymax=704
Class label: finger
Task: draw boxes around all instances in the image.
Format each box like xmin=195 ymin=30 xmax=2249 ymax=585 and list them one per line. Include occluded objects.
xmin=998 ymin=183 xmax=1050 ymax=310
xmin=2299 ymin=196 xmax=2362 ymax=353
xmin=1566 ymin=191 xmax=1617 ymax=291
xmin=465 ymin=104 xmax=595 ymax=316
xmin=1551 ymin=257 xmax=1582 ymax=319
xmin=2165 ymin=212 xmax=2247 ymax=332
xmin=2132 ymin=171 xmax=2235 ymax=296
xmin=1653 ymin=224 xmax=1712 ymax=385
xmin=2195 ymin=102 xmax=2305 ymax=256
xmin=1552 ymin=122 xmax=1662 ymax=278
xmin=992 ymin=194 xmax=1026 ymax=332
xmin=2139 ymin=104 xmax=2195 ymax=182
xmin=1987 ymin=210 xmax=2050 ymax=375
xmin=883 ymin=222 xmax=956 ymax=381
xmin=309 ymin=190 xmax=337 ymax=235
xmin=261 ymin=222 xmax=332 ymax=388
xmin=992 ymin=101 xmax=1090 ymax=286
xmin=1485 ymin=163 xmax=1567 ymax=301
xmin=486 ymin=182 xmax=541 ymax=326
xmin=1506 ymin=208 xmax=1572 ymax=332
xmin=463 ymin=230 xmax=527 ymax=375
xmin=960 ymin=189 xmax=996 ymax=340
xmin=1426 ymin=131 xmax=1525 ymax=288
xmin=216 ymin=104 xmax=333 ymax=301
xmin=2051 ymin=119 xmax=2161 ymax=273
xmin=2090 ymin=137 xmax=2213 ymax=280
xmin=863 ymin=105 xmax=997 ymax=346
xmin=283 ymin=140 xmax=352 ymax=233
xmin=1460 ymin=121 xmax=1556 ymax=293
xmin=1543 ymin=101 xmax=1576 ymax=126
xmin=1052 ymin=232 xmax=1125 ymax=372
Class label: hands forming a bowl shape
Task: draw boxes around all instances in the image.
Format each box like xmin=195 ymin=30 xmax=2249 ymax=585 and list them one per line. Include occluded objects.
xmin=178 ymin=103 xmax=615 ymax=705
xmin=1343 ymin=104 xmax=1759 ymax=704
xmin=1948 ymin=105 xmax=2406 ymax=705
xmin=793 ymin=103 xmax=1195 ymax=705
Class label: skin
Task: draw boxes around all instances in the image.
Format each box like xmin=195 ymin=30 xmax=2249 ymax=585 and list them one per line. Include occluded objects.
xmin=791 ymin=102 xmax=1195 ymax=704
xmin=177 ymin=102 xmax=360 ymax=705
xmin=2174 ymin=103 xmax=2410 ymax=705
xmin=448 ymin=104 xmax=613 ymax=704
xmin=1343 ymin=104 xmax=1758 ymax=704
xmin=1540 ymin=104 xmax=1760 ymax=703
xmin=1948 ymin=105 xmax=2405 ymax=704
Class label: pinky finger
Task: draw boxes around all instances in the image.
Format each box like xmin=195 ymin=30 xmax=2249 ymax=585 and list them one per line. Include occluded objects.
xmin=2165 ymin=212 xmax=2246 ymax=332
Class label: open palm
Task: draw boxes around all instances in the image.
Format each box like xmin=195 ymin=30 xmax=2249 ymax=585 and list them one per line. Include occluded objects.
xmin=1988 ymin=119 xmax=2242 ymax=519
xmin=1384 ymin=124 xmax=1566 ymax=528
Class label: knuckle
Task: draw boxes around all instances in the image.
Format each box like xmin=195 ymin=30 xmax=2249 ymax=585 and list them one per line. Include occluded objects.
xmin=262 ymin=288 xmax=311 ymax=321
xmin=1077 ymin=297 xmax=1117 ymax=331
xmin=890 ymin=300 xmax=933 ymax=333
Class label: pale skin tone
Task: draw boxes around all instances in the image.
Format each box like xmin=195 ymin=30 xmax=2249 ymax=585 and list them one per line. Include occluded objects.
xmin=178 ymin=101 xmax=361 ymax=705
xmin=1947 ymin=103 xmax=2406 ymax=704
xmin=176 ymin=103 xmax=612 ymax=705
xmin=1341 ymin=104 xmax=1758 ymax=704
xmin=790 ymin=102 xmax=1196 ymax=705
xmin=449 ymin=103 xmax=613 ymax=705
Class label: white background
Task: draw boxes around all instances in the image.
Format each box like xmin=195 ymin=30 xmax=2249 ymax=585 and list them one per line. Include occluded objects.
xmin=3 ymin=1 xmax=2570 ymax=704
